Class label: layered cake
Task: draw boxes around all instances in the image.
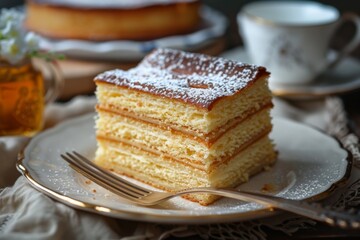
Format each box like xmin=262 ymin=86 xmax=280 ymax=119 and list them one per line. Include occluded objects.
xmin=25 ymin=0 xmax=201 ymax=41
xmin=94 ymin=48 xmax=277 ymax=205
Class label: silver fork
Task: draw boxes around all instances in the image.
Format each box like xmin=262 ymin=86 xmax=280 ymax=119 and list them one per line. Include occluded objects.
xmin=61 ymin=151 xmax=360 ymax=228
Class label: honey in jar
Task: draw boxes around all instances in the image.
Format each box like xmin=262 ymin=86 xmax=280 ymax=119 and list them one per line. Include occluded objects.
xmin=0 ymin=59 xmax=45 ymax=137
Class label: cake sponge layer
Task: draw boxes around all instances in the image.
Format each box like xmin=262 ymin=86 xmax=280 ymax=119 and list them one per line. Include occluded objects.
xmin=95 ymin=135 xmax=276 ymax=205
xmin=96 ymin=76 xmax=271 ymax=134
xmin=96 ymin=106 xmax=273 ymax=168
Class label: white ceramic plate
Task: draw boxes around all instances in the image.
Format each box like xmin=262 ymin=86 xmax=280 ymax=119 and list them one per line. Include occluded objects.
xmin=37 ymin=7 xmax=227 ymax=61
xmin=222 ymin=47 xmax=360 ymax=99
xmin=17 ymin=113 xmax=351 ymax=224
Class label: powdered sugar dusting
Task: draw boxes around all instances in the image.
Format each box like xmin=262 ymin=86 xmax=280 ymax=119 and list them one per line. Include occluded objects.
xmin=95 ymin=48 xmax=267 ymax=109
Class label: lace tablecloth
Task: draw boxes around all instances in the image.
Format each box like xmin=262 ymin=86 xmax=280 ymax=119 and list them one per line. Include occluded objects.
xmin=1 ymin=94 xmax=359 ymax=239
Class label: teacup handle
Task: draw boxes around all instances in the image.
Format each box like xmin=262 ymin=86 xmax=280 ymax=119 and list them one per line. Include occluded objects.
xmin=327 ymin=13 xmax=360 ymax=69
xmin=32 ymin=58 xmax=64 ymax=104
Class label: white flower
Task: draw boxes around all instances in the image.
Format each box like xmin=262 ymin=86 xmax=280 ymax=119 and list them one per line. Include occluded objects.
xmin=0 ymin=9 xmax=42 ymax=64
xmin=0 ymin=8 xmax=24 ymax=28
xmin=0 ymin=38 xmax=27 ymax=64
xmin=25 ymin=32 xmax=40 ymax=50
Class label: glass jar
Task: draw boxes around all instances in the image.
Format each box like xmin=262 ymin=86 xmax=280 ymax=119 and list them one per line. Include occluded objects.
xmin=0 ymin=58 xmax=62 ymax=137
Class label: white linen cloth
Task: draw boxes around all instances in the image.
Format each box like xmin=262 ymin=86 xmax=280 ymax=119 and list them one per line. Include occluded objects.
xmin=0 ymin=95 xmax=359 ymax=240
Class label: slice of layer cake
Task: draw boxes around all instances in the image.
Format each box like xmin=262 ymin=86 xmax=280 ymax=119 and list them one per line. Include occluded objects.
xmin=94 ymin=48 xmax=277 ymax=205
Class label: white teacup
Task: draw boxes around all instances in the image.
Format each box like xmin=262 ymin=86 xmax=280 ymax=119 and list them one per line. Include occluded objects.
xmin=237 ymin=1 xmax=360 ymax=85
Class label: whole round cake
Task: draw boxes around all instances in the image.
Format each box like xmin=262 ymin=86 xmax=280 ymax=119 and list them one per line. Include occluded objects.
xmin=25 ymin=0 xmax=201 ymax=41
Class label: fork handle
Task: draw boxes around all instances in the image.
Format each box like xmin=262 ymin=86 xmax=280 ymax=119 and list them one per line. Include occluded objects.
xmin=176 ymin=188 xmax=360 ymax=228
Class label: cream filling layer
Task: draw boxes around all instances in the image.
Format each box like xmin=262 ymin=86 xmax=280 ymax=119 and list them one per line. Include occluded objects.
xmin=95 ymin=140 xmax=208 ymax=190
xmin=96 ymin=101 xmax=273 ymax=143
xmin=95 ymin=135 xmax=277 ymax=191
xmin=96 ymin=107 xmax=273 ymax=167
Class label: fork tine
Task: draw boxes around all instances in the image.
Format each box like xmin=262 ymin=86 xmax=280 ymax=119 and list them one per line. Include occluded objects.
xmin=64 ymin=152 xmax=148 ymax=197
xmin=61 ymin=153 xmax=148 ymax=199
xmin=71 ymin=151 xmax=150 ymax=195
xmin=62 ymin=156 xmax=140 ymax=201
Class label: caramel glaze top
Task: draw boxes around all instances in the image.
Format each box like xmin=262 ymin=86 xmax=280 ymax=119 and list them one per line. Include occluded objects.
xmin=94 ymin=48 xmax=270 ymax=110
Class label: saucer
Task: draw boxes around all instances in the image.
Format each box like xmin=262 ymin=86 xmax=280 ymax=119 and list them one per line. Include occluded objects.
xmin=37 ymin=7 xmax=227 ymax=61
xmin=221 ymin=47 xmax=360 ymax=99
